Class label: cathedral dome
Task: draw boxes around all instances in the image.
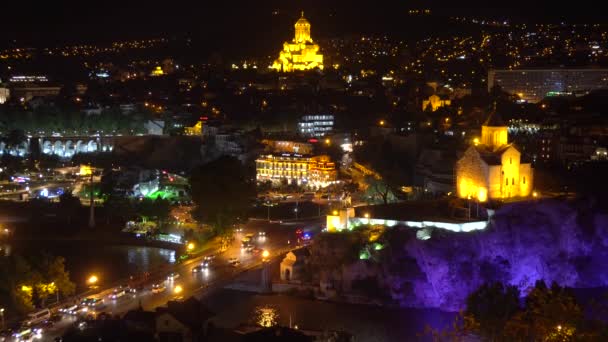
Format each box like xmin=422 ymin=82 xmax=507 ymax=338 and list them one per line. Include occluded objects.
xmin=295 ymin=12 xmax=310 ymax=27
xmin=483 ymin=103 xmax=506 ymax=127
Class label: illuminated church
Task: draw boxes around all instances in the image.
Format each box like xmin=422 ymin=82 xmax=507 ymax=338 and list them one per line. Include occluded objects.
xmin=455 ymin=109 xmax=533 ymax=202
xmin=271 ymin=12 xmax=324 ymax=72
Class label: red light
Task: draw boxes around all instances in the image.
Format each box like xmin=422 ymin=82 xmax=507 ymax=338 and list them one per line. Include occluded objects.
xmin=169 ymin=177 xmax=174 ymax=182
xmin=308 ymin=138 xmax=318 ymax=143
xmin=201 ymin=116 xmax=208 ymax=120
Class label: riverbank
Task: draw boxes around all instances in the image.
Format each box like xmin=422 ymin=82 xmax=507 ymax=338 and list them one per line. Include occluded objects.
xmin=9 ymin=230 xmax=184 ymax=251
xmin=202 ymin=288 xmax=456 ymax=341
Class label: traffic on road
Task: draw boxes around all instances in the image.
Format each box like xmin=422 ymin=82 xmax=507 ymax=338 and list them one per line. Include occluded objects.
xmin=0 ymin=218 xmax=322 ymax=341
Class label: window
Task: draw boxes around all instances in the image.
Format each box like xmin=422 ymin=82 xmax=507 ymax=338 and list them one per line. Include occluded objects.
xmin=506 ymin=178 xmax=508 ymax=186
xmin=523 ymin=176 xmax=526 ymax=184
xmin=512 ymin=178 xmax=514 ymax=185
xmin=510 ymin=157 xmax=512 ymax=164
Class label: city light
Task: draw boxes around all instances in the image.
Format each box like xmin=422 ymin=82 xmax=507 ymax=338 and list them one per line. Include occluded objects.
xmin=87 ymin=275 xmax=98 ymax=285
xmin=187 ymin=242 xmax=195 ymax=251
xmin=262 ymin=250 xmax=270 ymax=259
xmin=174 ymin=285 xmax=183 ymax=294
xmin=379 ymin=120 xmax=385 ymax=126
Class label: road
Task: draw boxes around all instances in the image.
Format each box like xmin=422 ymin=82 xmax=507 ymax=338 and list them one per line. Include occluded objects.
xmin=36 ymin=218 xmax=323 ymax=341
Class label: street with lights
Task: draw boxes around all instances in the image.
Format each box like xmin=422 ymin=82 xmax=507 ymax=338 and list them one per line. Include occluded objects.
xmin=35 ymin=218 xmax=322 ymax=341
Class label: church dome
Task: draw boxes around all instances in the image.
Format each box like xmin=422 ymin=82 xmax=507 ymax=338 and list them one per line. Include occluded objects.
xmin=483 ymin=103 xmax=506 ymax=127
xmin=295 ymin=12 xmax=310 ymax=27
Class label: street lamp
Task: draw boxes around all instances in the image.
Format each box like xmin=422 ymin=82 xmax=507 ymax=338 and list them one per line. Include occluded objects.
xmin=174 ymin=285 xmax=183 ymax=294
xmin=262 ymin=250 xmax=270 ymax=261
xmin=87 ymin=275 xmax=98 ymax=286
xmin=1 ymin=307 xmax=4 ymax=329
xmin=187 ymin=242 xmax=195 ymax=251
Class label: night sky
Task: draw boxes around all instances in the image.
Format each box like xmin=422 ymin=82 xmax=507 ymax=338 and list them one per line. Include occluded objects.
xmin=2 ymin=0 xmax=601 ymax=48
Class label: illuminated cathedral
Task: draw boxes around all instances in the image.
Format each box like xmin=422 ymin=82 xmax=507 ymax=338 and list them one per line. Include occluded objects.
xmin=455 ymin=108 xmax=533 ymax=202
xmin=271 ymin=12 xmax=324 ymax=72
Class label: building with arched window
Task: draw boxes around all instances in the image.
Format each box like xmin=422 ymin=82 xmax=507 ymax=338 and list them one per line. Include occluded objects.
xmin=455 ymin=109 xmax=533 ymax=201
xmin=271 ymin=12 xmax=324 ymax=72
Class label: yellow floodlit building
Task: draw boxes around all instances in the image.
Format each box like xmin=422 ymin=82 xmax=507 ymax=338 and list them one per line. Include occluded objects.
xmin=455 ymin=109 xmax=533 ymax=202
xmin=256 ymin=153 xmax=336 ymax=188
xmin=422 ymin=94 xmax=451 ymax=112
xmin=184 ymin=120 xmax=203 ymax=136
xmin=150 ymin=66 xmax=164 ymax=77
xmin=271 ymin=12 xmax=324 ymax=72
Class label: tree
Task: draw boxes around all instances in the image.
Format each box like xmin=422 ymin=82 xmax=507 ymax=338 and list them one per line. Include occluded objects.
xmin=134 ymin=198 xmax=171 ymax=224
xmin=58 ymin=192 xmax=82 ymax=224
xmin=464 ymin=282 xmax=521 ymax=341
xmin=190 ymin=156 xmax=255 ymax=250
xmin=42 ymin=255 xmax=75 ymax=302
xmin=364 ymin=176 xmax=398 ymax=205
xmin=3 ymin=129 xmax=27 ymax=149
xmin=504 ymin=281 xmax=583 ymax=341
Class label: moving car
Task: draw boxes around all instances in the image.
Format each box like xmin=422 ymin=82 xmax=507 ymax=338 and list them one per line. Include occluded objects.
xmin=204 ymin=254 xmax=215 ymax=262
xmin=60 ymin=305 xmax=79 ymax=315
xmin=109 ymin=287 xmax=126 ymax=300
xmin=80 ymin=297 xmax=104 ymax=308
xmin=192 ymin=265 xmax=204 ymax=273
xmin=166 ymin=272 xmax=180 ymax=281
xmin=258 ymin=231 xmax=266 ymax=237
xmin=151 ymin=283 xmax=166 ymax=294
xmin=125 ymin=285 xmax=138 ymax=294
xmin=228 ymin=258 xmax=240 ymax=267
xmin=23 ymin=308 xmax=51 ymax=326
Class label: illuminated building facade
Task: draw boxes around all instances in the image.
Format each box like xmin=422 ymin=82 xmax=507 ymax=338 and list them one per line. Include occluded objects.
xmin=0 ymin=87 xmax=9 ymax=104
xmin=255 ymin=153 xmax=336 ymax=187
xmin=150 ymin=66 xmax=164 ymax=77
xmin=271 ymin=12 xmax=324 ymax=72
xmin=298 ymin=114 xmax=334 ymax=137
xmin=422 ymin=94 xmax=451 ymax=112
xmin=488 ymin=68 xmax=608 ymax=103
xmin=456 ymin=110 xmax=533 ymax=201
xmin=184 ymin=121 xmax=203 ymax=136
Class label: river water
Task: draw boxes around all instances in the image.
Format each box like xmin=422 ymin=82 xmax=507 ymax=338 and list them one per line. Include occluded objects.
xmin=3 ymin=241 xmax=176 ymax=290
xmin=203 ymin=289 xmax=456 ymax=341
xmin=2 ymin=241 xmax=456 ymax=340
